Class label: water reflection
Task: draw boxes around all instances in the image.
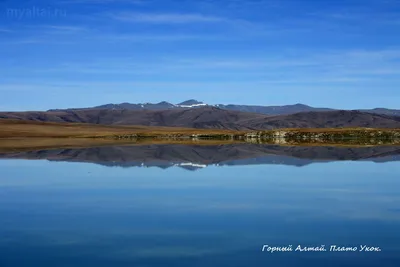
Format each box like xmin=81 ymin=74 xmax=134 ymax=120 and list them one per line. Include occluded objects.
xmin=0 ymin=144 xmax=400 ymax=170
xmin=0 ymin=144 xmax=399 ymax=266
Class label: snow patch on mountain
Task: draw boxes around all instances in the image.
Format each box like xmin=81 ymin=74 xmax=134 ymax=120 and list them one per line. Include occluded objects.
xmin=177 ymin=103 xmax=208 ymax=108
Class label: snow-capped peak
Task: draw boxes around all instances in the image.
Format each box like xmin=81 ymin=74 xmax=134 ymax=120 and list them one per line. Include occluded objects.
xmin=176 ymin=99 xmax=207 ymax=108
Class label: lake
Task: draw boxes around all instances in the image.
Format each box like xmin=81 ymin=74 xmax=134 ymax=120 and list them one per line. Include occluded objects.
xmin=1 ymin=144 xmax=400 ymax=267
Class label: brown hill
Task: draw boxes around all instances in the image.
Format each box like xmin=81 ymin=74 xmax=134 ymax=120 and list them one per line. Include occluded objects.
xmin=247 ymin=110 xmax=400 ymax=129
xmin=0 ymin=107 xmax=265 ymax=130
xmin=1 ymin=107 xmax=400 ymax=130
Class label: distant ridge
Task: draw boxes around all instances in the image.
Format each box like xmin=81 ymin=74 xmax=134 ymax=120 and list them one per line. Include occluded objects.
xmin=214 ymin=103 xmax=333 ymax=115
xmin=3 ymin=107 xmax=400 ymax=130
xmin=47 ymin=99 xmax=400 ymax=117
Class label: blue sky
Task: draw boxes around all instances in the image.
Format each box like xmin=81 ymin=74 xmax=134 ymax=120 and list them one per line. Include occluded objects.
xmin=1 ymin=0 xmax=400 ymax=111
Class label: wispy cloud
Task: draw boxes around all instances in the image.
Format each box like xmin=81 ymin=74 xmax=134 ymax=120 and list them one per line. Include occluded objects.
xmin=3 ymin=48 xmax=396 ymax=92
xmin=97 ymin=33 xmax=221 ymax=42
xmin=23 ymin=56 xmax=319 ymax=77
xmin=168 ymin=58 xmax=320 ymax=69
xmin=27 ymin=25 xmax=89 ymax=35
xmin=258 ymin=77 xmax=373 ymax=84
xmin=35 ymin=61 xmax=157 ymax=75
xmin=109 ymin=12 xmax=225 ymax=24
xmin=4 ymin=48 xmax=400 ymax=80
xmin=0 ymin=25 xmax=86 ymax=45
xmin=0 ymin=37 xmax=80 ymax=45
xmin=313 ymin=49 xmax=400 ymax=77
xmin=39 ymin=25 xmax=87 ymax=32
xmin=59 ymin=0 xmax=148 ymax=4
xmin=0 ymin=28 xmax=12 ymax=33
xmin=107 ymin=11 xmax=262 ymax=34
xmin=0 ymin=23 xmax=221 ymax=45
xmin=342 ymin=49 xmax=400 ymax=61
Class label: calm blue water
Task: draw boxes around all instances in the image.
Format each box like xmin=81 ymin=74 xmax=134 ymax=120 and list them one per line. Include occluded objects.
xmin=0 ymin=145 xmax=400 ymax=267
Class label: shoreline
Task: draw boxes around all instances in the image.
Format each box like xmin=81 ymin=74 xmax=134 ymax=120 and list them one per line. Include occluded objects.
xmin=0 ymin=137 xmax=399 ymax=154
xmin=1 ymin=119 xmax=400 ymax=151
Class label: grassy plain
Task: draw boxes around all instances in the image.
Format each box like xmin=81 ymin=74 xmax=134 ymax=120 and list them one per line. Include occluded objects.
xmin=0 ymin=119 xmax=400 ymax=152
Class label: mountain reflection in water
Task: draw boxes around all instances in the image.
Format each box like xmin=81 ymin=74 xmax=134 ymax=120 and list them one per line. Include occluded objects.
xmin=1 ymin=143 xmax=400 ymax=267
xmin=1 ymin=144 xmax=400 ymax=170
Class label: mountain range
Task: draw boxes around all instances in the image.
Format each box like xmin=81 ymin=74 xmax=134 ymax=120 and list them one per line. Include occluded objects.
xmin=48 ymin=99 xmax=400 ymax=116
xmin=2 ymin=107 xmax=400 ymax=130
xmin=1 ymin=100 xmax=400 ymax=130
